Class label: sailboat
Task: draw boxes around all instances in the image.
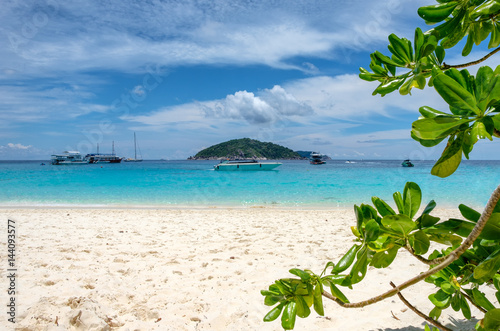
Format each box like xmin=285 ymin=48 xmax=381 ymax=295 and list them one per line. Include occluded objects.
xmin=124 ymin=132 xmax=143 ymax=162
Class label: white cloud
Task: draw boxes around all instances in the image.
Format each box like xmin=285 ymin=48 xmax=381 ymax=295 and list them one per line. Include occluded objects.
xmin=6 ymin=143 xmax=32 ymax=150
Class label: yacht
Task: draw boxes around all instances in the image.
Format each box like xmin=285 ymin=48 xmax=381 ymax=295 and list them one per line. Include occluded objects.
xmin=86 ymin=142 xmax=122 ymax=164
xmin=124 ymin=132 xmax=143 ymax=162
xmin=310 ymin=152 xmax=326 ymax=165
xmin=51 ymin=151 xmax=89 ymax=165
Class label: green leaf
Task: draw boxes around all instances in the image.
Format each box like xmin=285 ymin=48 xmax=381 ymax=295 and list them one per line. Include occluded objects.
xmin=264 ymin=302 xmax=286 ymax=322
xmin=489 ymin=23 xmax=500 ymax=48
xmin=433 ymin=73 xmax=481 ymax=115
xmin=370 ymin=245 xmax=398 ymax=268
xmin=418 ymin=106 xmax=449 ymax=118
xmin=412 ymin=117 xmax=471 ymax=140
xmin=354 ymin=205 xmax=363 ymax=234
xmin=462 ymin=34 xmax=474 ymax=56
xmin=388 ymin=34 xmax=412 ymax=64
xmin=451 ymin=292 xmax=461 ymax=311
xmin=481 ymin=213 xmax=500 ymax=240
xmin=372 ymin=196 xmax=396 ymax=217
xmin=472 ymin=288 xmax=496 ymax=311
xmin=425 ymin=229 xmax=463 ymax=246
xmin=415 ymin=28 xmax=425 ymax=60
xmin=373 ymin=77 xmax=406 ymax=96
xmin=333 ymin=244 xmax=361 ymax=274
xmin=289 ymin=269 xmax=311 ymax=281
xmin=431 ymin=133 xmax=464 ymax=178
xmin=364 ymin=219 xmax=380 ymax=242
xmin=474 ymin=249 xmax=500 ymax=280
xmin=393 ymin=192 xmax=404 ymax=214
xmin=482 ymin=308 xmax=500 ymax=331
xmin=381 ymin=214 xmax=416 ymax=236
xmin=281 ymin=301 xmax=297 ymax=330
xmin=471 ymin=121 xmax=493 ymax=143
xmin=324 ymin=281 xmax=349 ymax=303
xmin=295 ymin=295 xmax=311 ymax=319
xmin=459 ymin=204 xmax=481 ymax=222
xmin=264 ymin=295 xmax=283 ymax=306
xmin=435 ymin=45 xmax=445 ymax=64
xmin=313 ymin=283 xmax=324 ymax=316
xmin=419 ymin=214 xmax=441 ymax=228
xmin=460 ymin=294 xmax=471 ymax=319
xmin=410 ymin=230 xmax=430 ymax=255
xmin=349 ymin=246 xmax=368 ymax=284
xmin=429 ymin=306 xmax=442 ymax=320
xmin=429 ymin=289 xmax=451 ymax=308
xmin=471 ymin=0 xmax=500 ymax=20
xmin=418 ymin=2 xmax=459 ymax=23
xmin=403 ymin=182 xmax=422 ymax=219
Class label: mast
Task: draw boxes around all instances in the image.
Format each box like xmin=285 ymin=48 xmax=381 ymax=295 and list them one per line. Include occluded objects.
xmin=134 ymin=132 xmax=137 ymax=159
xmin=112 ymin=141 xmax=115 ymax=155
xmin=97 ymin=143 xmax=99 ymax=154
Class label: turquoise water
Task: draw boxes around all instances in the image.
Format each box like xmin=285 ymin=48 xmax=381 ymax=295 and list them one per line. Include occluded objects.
xmin=0 ymin=160 xmax=498 ymax=209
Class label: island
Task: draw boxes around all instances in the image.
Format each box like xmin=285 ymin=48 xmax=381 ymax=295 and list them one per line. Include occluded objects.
xmin=188 ymin=138 xmax=304 ymax=160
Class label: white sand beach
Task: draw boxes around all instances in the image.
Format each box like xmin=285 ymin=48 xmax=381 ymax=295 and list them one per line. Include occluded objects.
xmin=0 ymin=207 xmax=493 ymax=330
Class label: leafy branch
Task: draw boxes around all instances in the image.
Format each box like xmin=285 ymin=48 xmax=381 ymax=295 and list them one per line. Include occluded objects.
xmin=320 ymin=184 xmax=500 ymax=309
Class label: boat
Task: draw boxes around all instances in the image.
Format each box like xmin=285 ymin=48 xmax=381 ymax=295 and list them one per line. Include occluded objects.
xmin=310 ymin=152 xmax=326 ymax=165
xmin=402 ymin=159 xmax=414 ymax=167
xmin=214 ymin=159 xmax=282 ymax=171
xmin=51 ymin=151 xmax=89 ymax=165
xmin=124 ymin=132 xmax=143 ymax=162
xmin=86 ymin=142 xmax=123 ymax=164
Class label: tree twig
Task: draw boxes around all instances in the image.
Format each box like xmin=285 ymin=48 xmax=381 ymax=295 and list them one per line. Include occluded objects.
xmin=461 ymin=290 xmax=487 ymax=314
xmin=322 ymin=184 xmax=500 ymax=308
xmin=442 ymin=46 xmax=500 ymax=70
xmin=389 ymin=281 xmax=452 ymax=331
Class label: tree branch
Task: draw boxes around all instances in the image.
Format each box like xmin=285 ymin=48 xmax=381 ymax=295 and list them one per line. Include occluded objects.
xmin=389 ymin=281 xmax=452 ymax=331
xmin=322 ymin=184 xmax=500 ymax=308
xmin=442 ymin=46 xmax=500 ymax=70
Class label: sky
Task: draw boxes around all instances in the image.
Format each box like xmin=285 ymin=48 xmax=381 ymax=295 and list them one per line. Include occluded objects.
xmin=1 ymin=0 xmax=499 ymax=160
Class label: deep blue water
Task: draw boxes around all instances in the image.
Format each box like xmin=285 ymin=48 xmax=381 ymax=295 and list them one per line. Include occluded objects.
xmin=0 ymin=160 xmax=498 ymax=209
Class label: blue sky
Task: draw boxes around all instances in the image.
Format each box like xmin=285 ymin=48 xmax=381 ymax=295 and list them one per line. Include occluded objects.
xmin=1 ymin=0 xmax=499 ymax=160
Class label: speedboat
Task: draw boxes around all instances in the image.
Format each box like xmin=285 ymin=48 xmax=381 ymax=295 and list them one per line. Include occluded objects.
xmin=214 ymin=160 xmax=282 ymax=171
xmin=51 ymin=151 xmax=89 ymax=165
xmin=310 ymin=152 xmax=326 ymax=165
xmin=402 ymin=159 xmax=414 ymax=167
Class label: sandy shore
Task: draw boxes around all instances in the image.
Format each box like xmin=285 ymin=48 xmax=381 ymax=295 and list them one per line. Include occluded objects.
xmin=0 ymin=207 xmax=493 ymax=330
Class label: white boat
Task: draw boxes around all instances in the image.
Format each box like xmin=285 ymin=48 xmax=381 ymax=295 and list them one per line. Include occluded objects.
xmin=86 ymin=142 xmax=123 ymax=163
xmin=310 ymin=152 xmax=325 ymax=165
xmin=124 ymin=132 xmax=143 ymax=162
xmin=214 ymin=160 xmax=282 ymax=171
xmin=51 ymin=151 xmax=89 ymax=165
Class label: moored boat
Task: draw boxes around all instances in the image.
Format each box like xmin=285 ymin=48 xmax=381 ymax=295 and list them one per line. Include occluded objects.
xmin=214 ymin=159 xmax=281 ymax=171
xmin=402 ymin=159 xmax=414 ymax=167
xmin=310 ymin=152 xmax=326 ymax=165
xmin=124 ymin=132 xmax=143 ymax=162
xmin=86 ymin=141 xmax=123 ymax=163
xmin=51 ymin=151 xmax=89 ymax=165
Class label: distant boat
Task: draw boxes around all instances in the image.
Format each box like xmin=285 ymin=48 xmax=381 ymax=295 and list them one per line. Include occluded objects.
xmin=86 ymin=142 xmax=122 ymax=163
xmin=402 ymin=159 xmax=414 ymax=167
xmin=214 ymin=160 xmax=281 ymax=171
xmin=124 ymin=132 xmax=143 ymax=162
xmin=51 ymin=151 xmax=89 ymax=165
xmin=310 ymin=152 xmax=326 ymax=165
xmin=345 ymin=160 xmax=356 ymax=164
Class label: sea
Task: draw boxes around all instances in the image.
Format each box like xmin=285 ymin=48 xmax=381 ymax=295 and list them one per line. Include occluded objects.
xmin=0 ymin=159 xmax=498 ymax=210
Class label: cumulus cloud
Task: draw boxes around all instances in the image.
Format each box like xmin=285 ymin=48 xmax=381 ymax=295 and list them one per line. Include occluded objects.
xmin=203 ymin=85 xmax=314 ymax=124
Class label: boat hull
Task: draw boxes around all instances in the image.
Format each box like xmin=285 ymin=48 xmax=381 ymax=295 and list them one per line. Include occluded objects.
xmin=214 ymin=162 xmax=281 ymax=171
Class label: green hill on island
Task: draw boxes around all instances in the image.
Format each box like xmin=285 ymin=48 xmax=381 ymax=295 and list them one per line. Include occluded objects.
xmin=189 ymin=138 xmax=302 ymax=160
